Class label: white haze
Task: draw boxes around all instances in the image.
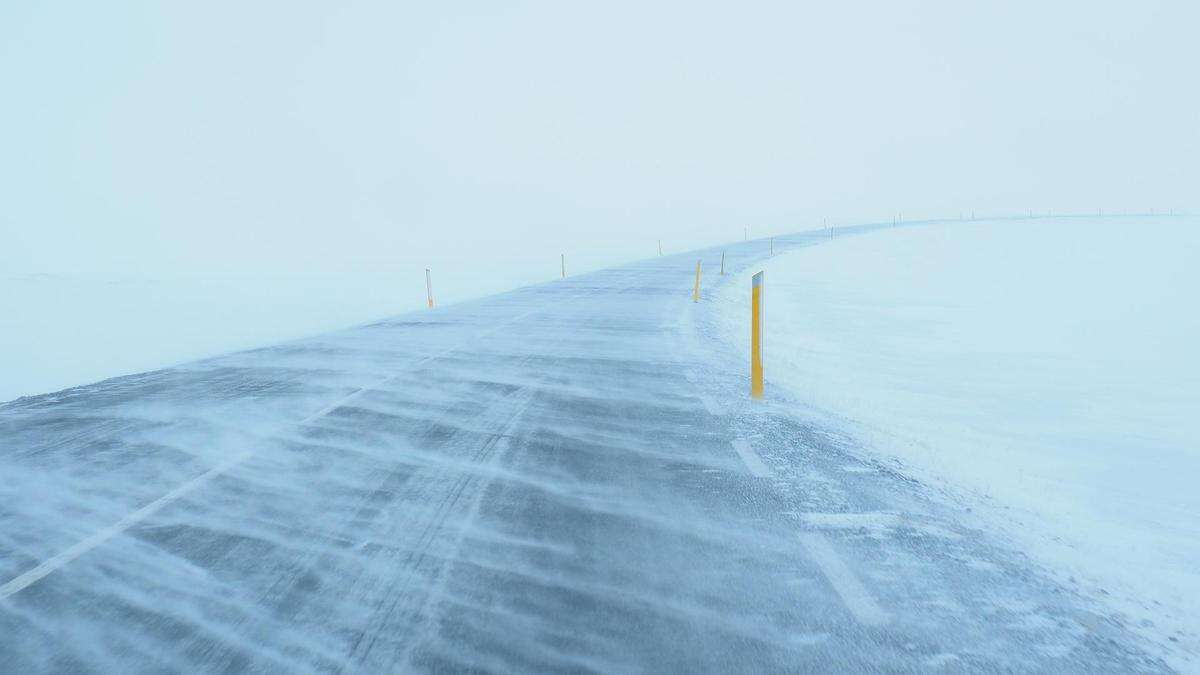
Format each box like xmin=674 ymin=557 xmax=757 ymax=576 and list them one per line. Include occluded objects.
xmin=1 ymin=1 xmax=1197 ymax=399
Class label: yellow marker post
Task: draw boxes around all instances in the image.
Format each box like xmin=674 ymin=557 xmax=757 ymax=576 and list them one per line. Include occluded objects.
xmin=720 ymin=251 xmax=725 ymax=275
xmin=751 ymin=271 xmax=764 ymax=399
xmin=693 ymin=260 xmax=702 ymax=302
xmin=425 ymin=268 xmax=434 ymax=309
xmin=561 ymin=253 xmax=566 ymax=278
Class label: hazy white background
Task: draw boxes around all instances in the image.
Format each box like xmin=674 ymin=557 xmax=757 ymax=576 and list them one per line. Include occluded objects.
xmin=2 ymin=1 xmax=1197 ymax=399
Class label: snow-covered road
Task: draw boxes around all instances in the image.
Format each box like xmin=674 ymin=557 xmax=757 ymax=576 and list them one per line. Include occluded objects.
xmin=0 ymin=226 xmax=1168 ymax=672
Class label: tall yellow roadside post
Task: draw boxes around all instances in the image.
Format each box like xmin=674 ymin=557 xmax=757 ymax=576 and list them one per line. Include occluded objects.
xmin=425 ymin=268 xmax=435 ymax=309
xmin=751 ymin=271 xmax=764 ymax=398
xmin=692 ymin=260 xmax=702 ymax=302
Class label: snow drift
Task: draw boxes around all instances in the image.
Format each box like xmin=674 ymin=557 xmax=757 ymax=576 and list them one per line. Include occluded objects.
xmin=715 ymin=216 xmax=1200 ymax=664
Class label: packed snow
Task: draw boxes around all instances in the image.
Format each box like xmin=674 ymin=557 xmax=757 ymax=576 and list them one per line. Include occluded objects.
xmin=715 ymin=216 xmax=1200 ymax=667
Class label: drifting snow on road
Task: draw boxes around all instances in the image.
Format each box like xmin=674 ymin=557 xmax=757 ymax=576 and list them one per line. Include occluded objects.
xmin=0 ymin=222 xmax=1178 ymax=671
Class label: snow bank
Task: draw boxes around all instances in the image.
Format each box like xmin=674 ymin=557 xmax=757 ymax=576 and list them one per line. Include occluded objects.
xmin=715 ymin=216 xmax=1200 ymax=665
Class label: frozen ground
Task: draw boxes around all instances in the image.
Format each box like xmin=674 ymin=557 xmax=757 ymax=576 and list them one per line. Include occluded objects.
xmin=1 ymin=274 xmax=406 ymax=405
xmin=715 ymin=216 xmax=1200 ymax=669
xmin=0 ymin=245 xmax=674 ymax=404
xmin=0 ymin=224 xmax=1173 ymax=672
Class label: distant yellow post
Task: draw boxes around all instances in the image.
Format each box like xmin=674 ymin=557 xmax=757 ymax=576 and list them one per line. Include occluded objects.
xmin=561 ymin=253 xmax=565 ymax=278
xmin=751 ymin=271 xmax=764 ymax=399
xmin=692 ymin=260 xmax=702 ymax=302
xmin=425 ymin=268 xmax=434 ymax=309
xmin=720 ymin=251 xmax=725 ymax=275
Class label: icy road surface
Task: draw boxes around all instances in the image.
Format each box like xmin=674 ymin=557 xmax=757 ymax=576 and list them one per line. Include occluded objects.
xmin=0 ymin=224 xmax=1169 ymax=672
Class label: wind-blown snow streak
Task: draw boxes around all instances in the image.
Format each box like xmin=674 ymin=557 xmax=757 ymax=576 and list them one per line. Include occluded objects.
xmin=0 ymin=306 xmax=552 ymax=599
xmin=0 ymin=450 xmax=253 ymax=599
xmin=798 ymin=532 xmax=890 ymax=627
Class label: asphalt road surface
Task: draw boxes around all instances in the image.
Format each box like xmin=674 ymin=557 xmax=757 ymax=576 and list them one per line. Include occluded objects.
xmin=0 ymin=224 xmax=1169 ymax=672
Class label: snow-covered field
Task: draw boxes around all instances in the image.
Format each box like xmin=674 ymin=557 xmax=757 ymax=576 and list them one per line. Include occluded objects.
xmin=0 ymin=246 xmax=665 ymax=404
xmin=1 ymin=274 xmax=404 ymax=404
xmin=716 ymin=216 xmax=1200 ymax=665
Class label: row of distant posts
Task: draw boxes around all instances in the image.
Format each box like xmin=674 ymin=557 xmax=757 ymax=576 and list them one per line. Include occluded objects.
xmin=425 ymin=240 xmax=768 ymax=399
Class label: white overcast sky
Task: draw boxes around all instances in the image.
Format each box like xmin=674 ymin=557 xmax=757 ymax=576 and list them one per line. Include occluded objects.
xmin=2 ymin=1 xmax=1196 ymax=277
